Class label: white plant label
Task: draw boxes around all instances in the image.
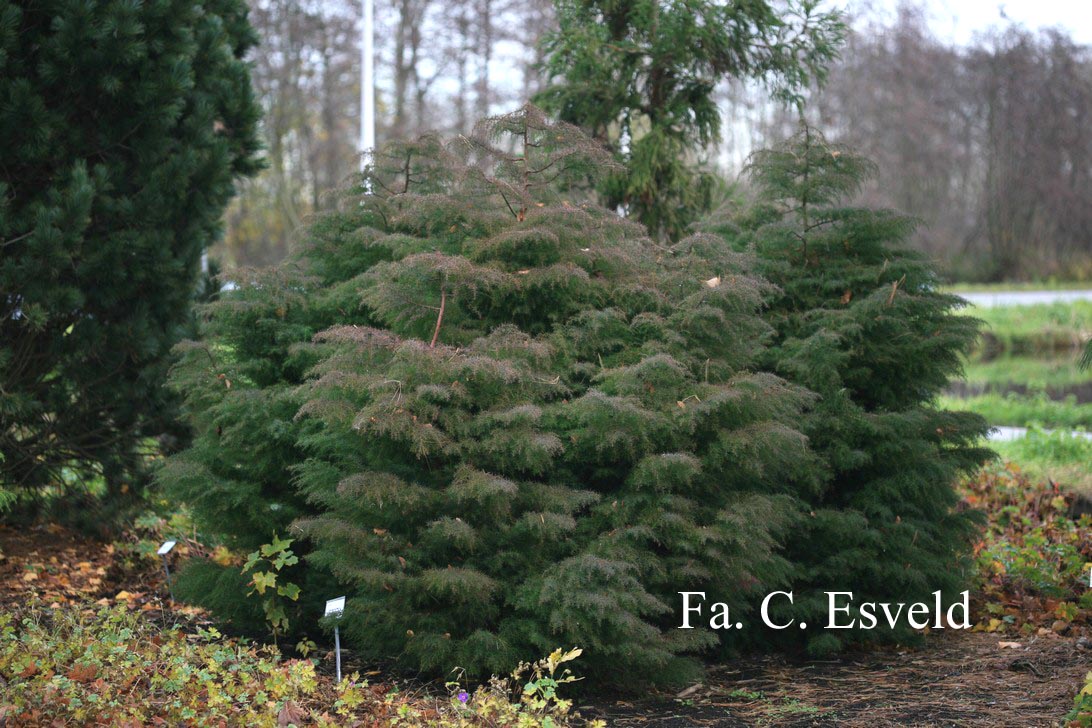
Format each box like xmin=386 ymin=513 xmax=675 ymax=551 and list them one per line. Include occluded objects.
xmin=157 ymin=540 xmax=176 ymax=556
xmin=325 ymin=596 xmax=346 ymax=618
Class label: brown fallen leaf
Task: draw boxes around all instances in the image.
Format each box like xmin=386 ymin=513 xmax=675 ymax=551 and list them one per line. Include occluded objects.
xmin=67 ymin=663 xmax=98 ymax=683
xmin=997 ymin=641 xmax=1022 ymax=649
xmin=277 ymin=699 xmax=308 ymax=727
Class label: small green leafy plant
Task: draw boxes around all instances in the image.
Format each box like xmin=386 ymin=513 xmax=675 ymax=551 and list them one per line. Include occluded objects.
xmin=440 ymin=647 xmax=604 ymax=728
xmin=961 ymin=463 xmax=1092 ymax=635
xmin=243 ymin=534 xmax=302 ymax=645
xmin=0 ymin=603 xmax=318 ymax=726
xmin=1067 ymin=671 xmax=1092 ymax=726
xmin=0 ymin=601 xmax=596 ymax=727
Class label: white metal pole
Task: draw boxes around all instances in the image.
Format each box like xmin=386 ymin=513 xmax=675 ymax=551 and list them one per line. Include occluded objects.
xmin=161 ymin=555 xmax=174 ymax=603
xmin=360 ymin=0 xmax=375 ymax=173
xmin=334 ymin=625 xmax=342 ymax=682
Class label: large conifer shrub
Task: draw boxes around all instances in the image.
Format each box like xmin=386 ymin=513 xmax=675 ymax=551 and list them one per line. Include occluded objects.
xmin=700 ymin=127 xmax=993 ymax=653
xmin=0 ymin=0 xmax=261 ymax=503
xmin=164 ymin=107 xmax=820 ymax=684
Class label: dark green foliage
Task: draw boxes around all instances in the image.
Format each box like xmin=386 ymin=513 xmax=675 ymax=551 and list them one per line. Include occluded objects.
xmin=0 ymin=0 xmax=262 ymax=502
xmin=700 ymin=127 xmax=993 ymax=653
xmin=166 ymin=107 xmax=820 ymax=685
xmin=173 ymin=558 xmax=269 ymax=636
xmin=295 ymin=108 xmax=822 ymax=683
xmin=536 ymin=0 xmax=844 ymax=241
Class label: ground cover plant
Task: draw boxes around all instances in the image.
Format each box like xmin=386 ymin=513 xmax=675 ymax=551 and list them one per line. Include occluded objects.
xmin=0 ymin=602 xmax=597 ymax=727
xmin=1072 ymin=672 xmax=1092 ymax=727
xmin=700 ymin=127 xmax=992 ymax=654
xmin=960 ymin=463 xmax=1092 ymax=638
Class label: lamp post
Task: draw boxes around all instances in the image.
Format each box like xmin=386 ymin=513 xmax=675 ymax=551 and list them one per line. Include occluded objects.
xmin=360 ymin=0 xmax=375 ymax=173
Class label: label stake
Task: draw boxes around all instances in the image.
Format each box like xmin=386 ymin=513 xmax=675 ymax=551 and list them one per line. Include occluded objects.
xmin=325 ymin=596 xmax=346 ymax=682
xmin=158 ymin=541 xmax=176 ymax=603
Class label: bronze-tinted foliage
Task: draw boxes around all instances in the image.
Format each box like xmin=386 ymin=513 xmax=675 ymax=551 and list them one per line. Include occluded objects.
xmin=164 ymin=106 xmax=818 ymax=686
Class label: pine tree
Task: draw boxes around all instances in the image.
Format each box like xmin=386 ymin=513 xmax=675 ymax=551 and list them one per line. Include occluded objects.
xmin=166 ymin=107 xmax=820 ymax=684
xmin=536 ymin=0 xmax=844 ymax=241
xmin=0 ymin=0 xmax=262 ymax=504
xmin=700 ymin=127 xmax=993 ymax=653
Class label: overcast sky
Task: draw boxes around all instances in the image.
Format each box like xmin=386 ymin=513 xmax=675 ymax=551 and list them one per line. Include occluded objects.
xmin=850 ymin=0 xmax=1092 ymax=45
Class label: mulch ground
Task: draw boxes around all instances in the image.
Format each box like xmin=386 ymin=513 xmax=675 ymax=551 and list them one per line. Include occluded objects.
xmin=585 ymin=632 xmax=1088 ymax=727
xmin=0 ymin=522 xmax=168 ymax=612
xmin=1 ymin=523 xmax=1088 ymax=727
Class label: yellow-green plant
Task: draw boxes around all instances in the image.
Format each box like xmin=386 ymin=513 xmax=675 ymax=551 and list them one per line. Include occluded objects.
xmin=243 ymin=533 xmax=302 ymax=645
xmin=0 ymin=600 xmax=601 ymax=727
xmin=1068 ymin=672 xmax=1092 ymax=726
xmin=0 ymin=604 xmax=317 ymax=726
xmin=440 ymin=647 xmax=604 ymax=728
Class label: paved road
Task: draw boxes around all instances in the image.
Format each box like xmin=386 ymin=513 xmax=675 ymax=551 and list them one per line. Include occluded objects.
xmin=988 ymin=425 xmax=1092 ymax=442
xmin=959 ymin=289 xmax=1092 ymax=307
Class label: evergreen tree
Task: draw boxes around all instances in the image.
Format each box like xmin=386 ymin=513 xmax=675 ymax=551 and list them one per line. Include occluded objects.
xmin=0 ymin=0 xmax=262 ymax=503
xmin=536 ymin=0 xmax=844 ymax=241
xmin=166 ymin=107 xmax=820 ymax=684
xmin=700 ymin=127 xmax=993 ymax=653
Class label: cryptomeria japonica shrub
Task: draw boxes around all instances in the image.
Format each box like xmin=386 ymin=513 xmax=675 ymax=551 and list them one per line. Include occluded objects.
xmin=699 ymin=126 xmax=993 ymax=654
xmin=164 ymin=107 xmax=821 ymax=685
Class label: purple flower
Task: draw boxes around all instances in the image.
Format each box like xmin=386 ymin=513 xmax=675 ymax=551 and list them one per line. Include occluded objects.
xmin=457 ymin=690 xmax=469 ymax=704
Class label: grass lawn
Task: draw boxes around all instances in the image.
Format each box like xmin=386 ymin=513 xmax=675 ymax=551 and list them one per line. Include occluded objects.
xmin=968 ymin=301 xmax=1092 ymax=355
xmin=942 ymin=299 xmax=1091 ymax=493
xmin=938 ymin=392 xmax=1092 ymax=429
xmin=989 ymin=427 xmax=1092 ymax=493
xmin=961 ymin=355 xmax=1089 ymax=391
